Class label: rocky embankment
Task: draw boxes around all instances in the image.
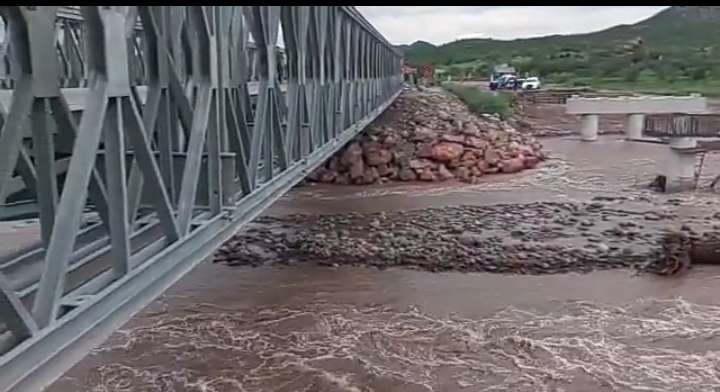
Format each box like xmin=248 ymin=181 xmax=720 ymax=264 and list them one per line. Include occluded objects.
xmin=215 ymin=198 xmax=718 ymax=275
xmin=307 ymin=90 xmax=546 ymax=185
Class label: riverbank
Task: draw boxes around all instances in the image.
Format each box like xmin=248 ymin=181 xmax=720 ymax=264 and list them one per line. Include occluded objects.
xmin=218 ymin=134 xmax=720 ymax=276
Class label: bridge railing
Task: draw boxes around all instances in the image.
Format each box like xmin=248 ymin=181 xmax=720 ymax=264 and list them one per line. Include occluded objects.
xmin=644 ymin=113 xmax=720 ymax=138
xmin=0 ymin=6 xmax=290 ymax=88
xmin=0 ymin=6 xmax=402 ymax=391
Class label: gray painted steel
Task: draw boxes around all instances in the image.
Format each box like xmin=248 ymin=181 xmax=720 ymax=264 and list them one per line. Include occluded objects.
xmin=0 ymin=6 xmax=402 ymax=391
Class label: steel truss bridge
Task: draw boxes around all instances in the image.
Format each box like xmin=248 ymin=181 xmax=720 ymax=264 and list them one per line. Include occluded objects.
xmin=0 ymin=6 xmax=402 ymax=391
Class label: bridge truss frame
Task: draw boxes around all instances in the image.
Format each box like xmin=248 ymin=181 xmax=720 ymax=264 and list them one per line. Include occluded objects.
xmin=0 ymin=6 xmax=402 ymax=391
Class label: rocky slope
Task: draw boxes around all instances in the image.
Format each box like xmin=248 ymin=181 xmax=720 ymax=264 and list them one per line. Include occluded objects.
xmin=308 ymin=90 xmax=546 ymax=185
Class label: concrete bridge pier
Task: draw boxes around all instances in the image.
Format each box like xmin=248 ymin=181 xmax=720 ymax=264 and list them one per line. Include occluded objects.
xmin=580 ymin=114 xmax=599 ymax=141
xmin=663 ymin=137 xmax=698 ymax=192
xmin=624 ymin=113 xmax=644 ymax=140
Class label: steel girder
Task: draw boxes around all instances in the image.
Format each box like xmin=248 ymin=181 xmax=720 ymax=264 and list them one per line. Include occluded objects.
xmin=0 ymin=7 xmax=289 ymax=88
xmin=0 ymin=6 xmax=402 ymax=391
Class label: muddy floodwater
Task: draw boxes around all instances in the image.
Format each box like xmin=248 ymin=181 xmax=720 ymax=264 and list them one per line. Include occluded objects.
xmin=50 ymin=136 xmax=720 ymax=392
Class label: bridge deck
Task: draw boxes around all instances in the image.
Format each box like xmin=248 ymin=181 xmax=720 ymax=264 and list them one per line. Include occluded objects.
xmin=566 ymin=95 xmax=707 ymax=115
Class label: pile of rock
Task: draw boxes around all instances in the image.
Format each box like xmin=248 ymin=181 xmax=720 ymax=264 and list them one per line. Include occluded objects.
xmin=307 ymin=90 xmax=546 ymax=185
xmin=215 ymin=200 xmax=705 ymax=275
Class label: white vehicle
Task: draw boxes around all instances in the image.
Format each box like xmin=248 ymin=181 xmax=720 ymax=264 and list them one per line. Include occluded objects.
xmin=522 ymin=77 xmax=541 ymax=90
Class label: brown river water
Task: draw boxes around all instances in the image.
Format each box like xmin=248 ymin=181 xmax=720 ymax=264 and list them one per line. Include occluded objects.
xmin=49 ymin=136 xmax=720 ymax=392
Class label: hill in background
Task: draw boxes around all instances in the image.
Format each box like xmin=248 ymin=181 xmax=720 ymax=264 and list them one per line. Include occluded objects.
xmin=401 ymin=6 xmax=720 ymax=95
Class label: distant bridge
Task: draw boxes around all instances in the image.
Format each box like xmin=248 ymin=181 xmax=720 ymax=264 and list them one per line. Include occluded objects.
xmin=0 ymin=6 xmax=402 ymax=391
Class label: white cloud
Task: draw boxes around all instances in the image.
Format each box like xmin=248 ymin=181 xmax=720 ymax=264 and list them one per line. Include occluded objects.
xmin=357 ymin=6 xmax=669 ymax=45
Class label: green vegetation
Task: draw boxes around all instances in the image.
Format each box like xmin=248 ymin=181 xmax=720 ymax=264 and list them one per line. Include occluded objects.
xmin=547 ymin=77 xmax=720 ymax=97
xmin=443 ymin=83 xmax=513 ymax=119
xmin=403 ymin=7 xmax=720 ymax=95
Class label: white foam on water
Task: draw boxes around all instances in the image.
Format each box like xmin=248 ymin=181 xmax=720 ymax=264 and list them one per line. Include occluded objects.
xmin=62 ymin=298 xmax=720 ymax=391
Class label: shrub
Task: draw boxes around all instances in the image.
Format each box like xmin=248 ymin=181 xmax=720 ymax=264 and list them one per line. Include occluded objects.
xmin=443 ymin=84 xmax=512 ymax=119
xmin=690 ymin=68 xmax=707 ymax=80
xmin=624 ymin=68 xmax=640 ymax=82
xmin=548 ymin=72 xmax=573 ymax=84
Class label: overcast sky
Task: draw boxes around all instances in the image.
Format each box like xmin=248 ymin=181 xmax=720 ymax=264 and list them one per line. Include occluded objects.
xmin=358 ymin=6 xmax=669 ymax=45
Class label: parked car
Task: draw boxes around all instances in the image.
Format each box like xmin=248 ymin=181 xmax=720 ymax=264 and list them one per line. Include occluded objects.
xmin=504 ymin=76 xmax=524 ymax=90
xmin=522 ymin=77 xmax=541 ymax=90
xmin=490 ymin=75 xmax=511 ymax=90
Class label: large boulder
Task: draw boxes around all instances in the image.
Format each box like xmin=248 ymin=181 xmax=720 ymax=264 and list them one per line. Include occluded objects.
xmin=461 ymin=122 xmax=480 ymax=135
xmin=460 ymin=150 xmax=477 ymax=161
xmin=341 ymin=142 xmax=363 ymax=166
xmin=361 ymin=140 xmax=381 ymax=152
xmin=454 ymin=166 xmax=471 ymax=182
xmin=319 ymin=169 xmax=337 ymax=183
xmin=361 ymin=166 xmax=380 ymax=184
xmin=394 ymin=150 xmax=412 ymax=169
xmin=398 ymin=168 xmax=417 ymax=181
xmin=483 ymin=147 xmax=500 ymax=166
xmin=499 ymin=157 xmax=525 ymax=174
xmin=349 ymin=160 xmax=365 ymax=180
xmin=437 ymin=110 xmax=452 ymax=122
xmin=416 ymin=142 xmax=435 ymax=159
xmin=364 ymin=148 xmax=392 ymax=166
xmin=437 ymin=164 xmax=455 ymax=180
xmin=382 ymin=134 xmax=399 ymax=148
xmin=431 ymin=142 xmax=465 ymax=162
xmin=409 ymin=158 xmax=433 ymax=169
xmin=446 ymin=159 xmax=461 ymax=169
xmin=523 ymin=155 xmax=541 ymax=169
xmin=418 ymin=168 xmax=436 ymax=181
xmin=477 ymin=160 xmax=491 ymax=172
xmin=376 ymin=163 xmax=392 ymax=177
xmin=412 ymin=126 xmax=437 ymax=142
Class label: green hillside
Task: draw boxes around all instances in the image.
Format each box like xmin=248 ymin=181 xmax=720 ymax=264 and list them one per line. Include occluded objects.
xmin=402 ymin=6 xmax=720 ymax=95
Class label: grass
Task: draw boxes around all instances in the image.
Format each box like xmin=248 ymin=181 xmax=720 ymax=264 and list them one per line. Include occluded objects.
xmin=442 ymin=83 xmax=513 ymax=119
xmin=549 ymin=76 xmax=720 ymax=97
